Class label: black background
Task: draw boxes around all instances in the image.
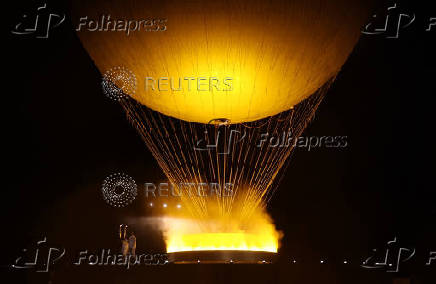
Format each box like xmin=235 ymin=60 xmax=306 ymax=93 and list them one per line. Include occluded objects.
xmin=2 ymin=0 xmax=435 ymax=283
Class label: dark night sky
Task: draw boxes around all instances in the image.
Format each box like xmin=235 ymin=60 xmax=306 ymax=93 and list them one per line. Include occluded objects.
xmin=2 ymin=0 xmax=435 ymax=283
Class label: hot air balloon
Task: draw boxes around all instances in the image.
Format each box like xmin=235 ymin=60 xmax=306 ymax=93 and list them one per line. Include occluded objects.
xmin=73 ymin=0 xmax=373 ymax=255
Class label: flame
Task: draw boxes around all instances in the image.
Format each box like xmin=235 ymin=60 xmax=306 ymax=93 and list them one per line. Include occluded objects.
xmin=167 ymin=232 xmax=278 ymax=253
xmin=161 ymin=206 xmax=282 ymax=253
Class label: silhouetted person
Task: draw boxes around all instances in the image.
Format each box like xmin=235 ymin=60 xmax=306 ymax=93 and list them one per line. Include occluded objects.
xmin=121 ymin=238 xmax=129 ymax=257
xmin=128 ymin=232 xmax=136 ymax=256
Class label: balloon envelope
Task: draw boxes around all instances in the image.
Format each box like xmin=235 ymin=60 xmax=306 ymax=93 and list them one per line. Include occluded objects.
xmin=74 ymin=0 xmax=372 ymax=123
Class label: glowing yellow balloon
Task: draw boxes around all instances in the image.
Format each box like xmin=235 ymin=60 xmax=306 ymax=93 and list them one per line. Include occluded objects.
xmin=74 ymin=0 xmax=372 ymax=123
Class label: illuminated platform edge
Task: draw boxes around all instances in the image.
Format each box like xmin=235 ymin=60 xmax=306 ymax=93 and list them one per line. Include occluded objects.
xmin=167 ymin=250 xmax=277 ymax=264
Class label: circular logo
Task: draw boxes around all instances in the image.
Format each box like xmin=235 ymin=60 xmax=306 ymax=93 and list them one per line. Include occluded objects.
xmin=101 ymin=66 xmax=137 ymax=101
xmin=102 ymin=173 xmax=137 ymax=207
